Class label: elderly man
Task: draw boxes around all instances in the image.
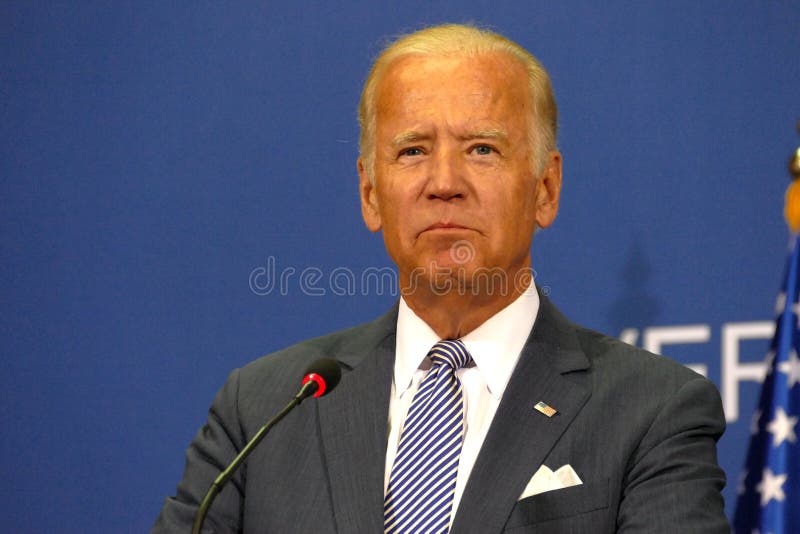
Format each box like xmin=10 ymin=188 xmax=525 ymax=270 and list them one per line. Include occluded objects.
xmin=154 ymin=24 xmax=729 ymax=533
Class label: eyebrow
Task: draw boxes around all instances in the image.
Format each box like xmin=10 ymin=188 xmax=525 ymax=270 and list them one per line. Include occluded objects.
xmin=391 ymin=131 xmax=430 ymax=147
xmin=391 ymin=128 xmax=509 ymax=146
xmin=461 ymin=129 xmax=508 ymax=142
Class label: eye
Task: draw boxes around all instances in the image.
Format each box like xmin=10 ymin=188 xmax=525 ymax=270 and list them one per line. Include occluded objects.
xmin=472 ymin=144 xmax=495 ymax=156
xmin=400 ymin=147 xmax=424 ymax=157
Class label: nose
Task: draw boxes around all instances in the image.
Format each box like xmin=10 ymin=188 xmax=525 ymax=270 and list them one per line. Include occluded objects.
xmin=424 ymin=148 xmax=467 ymax=201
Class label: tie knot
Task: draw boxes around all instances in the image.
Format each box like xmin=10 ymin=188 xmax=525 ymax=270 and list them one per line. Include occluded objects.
xmin=428 ymin=339 xmax=471 ymax=370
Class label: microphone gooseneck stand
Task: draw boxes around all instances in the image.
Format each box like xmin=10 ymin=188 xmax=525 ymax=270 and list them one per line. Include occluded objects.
xmin=192 ymin=359 xmax=341 ymax=534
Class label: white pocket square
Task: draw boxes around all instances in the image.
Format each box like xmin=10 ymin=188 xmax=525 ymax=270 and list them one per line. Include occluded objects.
xmin=518 ymin=464 xmax=583 ymax=500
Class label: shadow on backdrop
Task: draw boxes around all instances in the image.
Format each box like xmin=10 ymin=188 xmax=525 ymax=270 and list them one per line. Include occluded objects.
xmin=608 ymin=239 xmax=661 ymax=337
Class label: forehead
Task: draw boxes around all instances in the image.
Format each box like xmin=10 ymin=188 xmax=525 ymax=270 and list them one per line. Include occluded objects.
xmin=374 ymin=52 xmax=530 ymax=127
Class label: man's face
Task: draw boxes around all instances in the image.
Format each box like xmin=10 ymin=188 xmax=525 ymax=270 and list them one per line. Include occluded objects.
xmin=358 ymin=52 xmax=561 ymax=293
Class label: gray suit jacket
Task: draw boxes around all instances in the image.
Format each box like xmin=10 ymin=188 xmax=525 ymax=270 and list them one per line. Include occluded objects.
xmin=153 ymin=293 xmax=729 ymax=533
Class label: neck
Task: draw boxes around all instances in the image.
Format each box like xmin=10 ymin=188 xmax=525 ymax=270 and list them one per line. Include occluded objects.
xmin=401 ymin=275 xmax=530 ymax=339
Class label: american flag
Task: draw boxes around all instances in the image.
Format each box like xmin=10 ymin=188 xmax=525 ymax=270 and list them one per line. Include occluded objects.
xmin=734 ymin=235 xmax=800 ymax=532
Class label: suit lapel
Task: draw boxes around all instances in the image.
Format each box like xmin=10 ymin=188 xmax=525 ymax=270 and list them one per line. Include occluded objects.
xmin=317 ymin=306 xmax=397 ymax=533
xmin=451 ymin=295 xmax=591 ymax=533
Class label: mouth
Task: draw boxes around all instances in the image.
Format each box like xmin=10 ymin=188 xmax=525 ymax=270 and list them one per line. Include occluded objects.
xmin=416 ymin=220 xmax=481 ymax=240
xmin=423 ymin=222 xmax=469 ymax=232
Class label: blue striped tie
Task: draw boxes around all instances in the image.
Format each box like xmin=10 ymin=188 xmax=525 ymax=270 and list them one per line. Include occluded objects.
xmin=384 ymin=339 xmax=471 ymax=534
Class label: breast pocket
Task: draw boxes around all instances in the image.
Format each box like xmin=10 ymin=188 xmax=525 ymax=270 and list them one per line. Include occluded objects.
xmin=504 ymin=477 xmax=609 ymax=529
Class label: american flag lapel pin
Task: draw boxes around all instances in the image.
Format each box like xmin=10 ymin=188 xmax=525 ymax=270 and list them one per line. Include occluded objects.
xmin=534 ymin=401 xmax=558 ymax=417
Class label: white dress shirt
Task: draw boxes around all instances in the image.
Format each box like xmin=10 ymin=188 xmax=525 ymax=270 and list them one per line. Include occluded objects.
xmin=384 ymin=285 xmax=540 ymax=527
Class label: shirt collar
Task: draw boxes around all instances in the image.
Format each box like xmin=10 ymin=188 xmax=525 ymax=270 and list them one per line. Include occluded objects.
xmin=395 ymin=284 xmax=539 ymax=400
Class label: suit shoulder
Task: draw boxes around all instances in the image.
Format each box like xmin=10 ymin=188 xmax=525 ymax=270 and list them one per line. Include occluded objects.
xmin=566 ymin=323 xmax=726 ymax=449
xmin=207 ymin=307 xmax=395 ymax=426
xmin=572 ymin=323 xmax=709 ymax=392
xmin=236 ymin=306 xmax=396 ymax=392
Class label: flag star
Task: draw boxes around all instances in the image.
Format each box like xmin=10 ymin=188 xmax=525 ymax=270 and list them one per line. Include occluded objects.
xmin=750 ymin=410 xmax=762 ymax=435
xmin=778 ymin=349 xmax=800 ymax=387
xmin=766 ymin=407 xmax=798 ymax=446
xmin=775 ymin=292 xmax=786 ymax=314
xmin=756 ymin=468 xmax=787 ymax=506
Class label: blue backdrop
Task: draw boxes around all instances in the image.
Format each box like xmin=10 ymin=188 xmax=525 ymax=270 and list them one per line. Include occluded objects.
xmin=3 ymin=2 xmax=799 ymax=531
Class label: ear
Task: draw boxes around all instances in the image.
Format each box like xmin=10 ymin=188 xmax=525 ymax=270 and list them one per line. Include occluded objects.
xmin=533 ymin=150 xmax=562 ymax=229
xmin=358 ymin=157 xmax=382 ymax=232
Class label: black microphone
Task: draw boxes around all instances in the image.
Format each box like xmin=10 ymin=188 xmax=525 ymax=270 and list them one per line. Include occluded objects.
xmin=192 ymin=358 xmax=342 ymax=534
